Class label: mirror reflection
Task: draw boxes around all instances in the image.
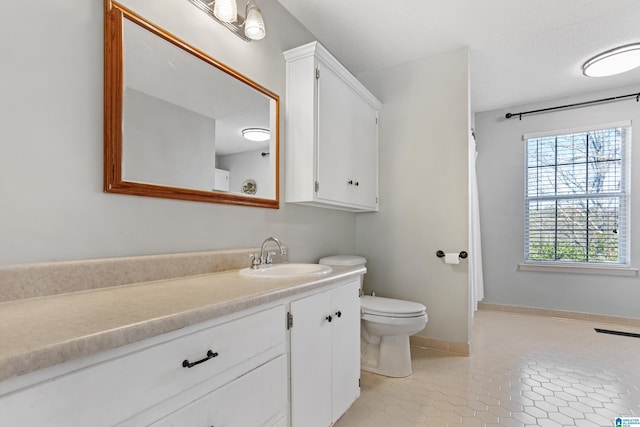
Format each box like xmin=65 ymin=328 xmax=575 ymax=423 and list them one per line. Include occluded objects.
xmin=104 ymin=1 xmax=279 ymax=208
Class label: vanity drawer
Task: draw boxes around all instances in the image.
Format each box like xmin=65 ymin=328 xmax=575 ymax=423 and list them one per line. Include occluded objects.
xmin=0 ymin=305 xmax=286 ymax=427
xmin=150 ymin=355 xmax=287 ymax=427
xmin=110 ymin=304 xmax=286 ymax=421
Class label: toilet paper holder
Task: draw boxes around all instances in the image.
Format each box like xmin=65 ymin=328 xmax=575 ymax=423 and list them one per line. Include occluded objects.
xmin=436 ymin=250 xmax=468 ymax=259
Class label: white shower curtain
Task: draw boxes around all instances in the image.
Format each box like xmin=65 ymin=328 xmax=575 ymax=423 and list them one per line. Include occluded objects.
xmin=469 ymin=129 xmax=484 ymax=314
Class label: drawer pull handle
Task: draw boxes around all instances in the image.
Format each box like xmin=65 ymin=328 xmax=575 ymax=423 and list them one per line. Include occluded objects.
xmin=182 ymin=350 xmax=218 ymax=368
xmin=326 ymin=315 xmax=333 ymax=323
xmin=335 ymin=310 xmax=342 ymax=318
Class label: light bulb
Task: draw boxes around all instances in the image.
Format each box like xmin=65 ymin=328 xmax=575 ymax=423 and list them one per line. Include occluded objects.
xmin=244 ymin=1 xmax=265 ymax=40
xmin=213 ymin=0 xmax=237 ymax=23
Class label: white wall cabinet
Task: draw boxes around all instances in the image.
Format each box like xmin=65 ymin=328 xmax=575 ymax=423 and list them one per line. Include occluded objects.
xmin=284 ymin=42 xmax=381 ymax=212
xmin=290 ymin=280 xmax=361 ymax=427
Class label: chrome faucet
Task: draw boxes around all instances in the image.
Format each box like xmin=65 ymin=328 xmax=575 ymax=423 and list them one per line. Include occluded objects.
xmin=250 ymin=237 xmax=287 ymax=269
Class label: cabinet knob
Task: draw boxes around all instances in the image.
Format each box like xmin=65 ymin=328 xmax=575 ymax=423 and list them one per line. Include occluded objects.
xmin=354 ymin=181 xmax=359 ymax=187
xmin=347 ymin=180 xmax=353 ymax=185
xmin=335 ymin=310 xmax=342 ymax=318
xmin=326 ymin=315 xmax=333 ymax=323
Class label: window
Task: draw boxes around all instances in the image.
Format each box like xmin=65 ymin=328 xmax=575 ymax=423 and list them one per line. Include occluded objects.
xmin=524 ymin=122 xmax=631 ymax=265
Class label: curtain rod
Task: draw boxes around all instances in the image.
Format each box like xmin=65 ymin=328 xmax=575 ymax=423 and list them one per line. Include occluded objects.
xmin=505 ymin=91 xmax=640 ymax=120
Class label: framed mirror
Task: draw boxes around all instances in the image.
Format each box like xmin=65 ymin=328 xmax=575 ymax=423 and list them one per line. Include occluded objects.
xmin=104 ymin=0 xmax=279 ymax=208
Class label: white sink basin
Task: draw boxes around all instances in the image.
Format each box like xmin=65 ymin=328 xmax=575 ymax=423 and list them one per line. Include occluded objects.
xmin=239 ymin=263 xmax=332 ymax=278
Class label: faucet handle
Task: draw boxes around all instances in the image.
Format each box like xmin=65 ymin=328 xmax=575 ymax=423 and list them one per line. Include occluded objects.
xmin=266 ymin=251 xmax=277 ymax=264
xmin=248 ymin=253 xmax=261 ymax=269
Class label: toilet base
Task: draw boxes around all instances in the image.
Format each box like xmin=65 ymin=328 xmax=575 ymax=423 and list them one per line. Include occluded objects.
xmin=361 ymin=333 xmax=413 ymax=378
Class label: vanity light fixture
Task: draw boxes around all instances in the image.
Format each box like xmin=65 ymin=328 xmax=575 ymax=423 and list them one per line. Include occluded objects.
xmin=188 ymin=0 xmax=266 ymax=41
xmin=242 ymin=127 xmax=270 ymax=142
xmin=583 ymin=43 xmax=640 ymax=77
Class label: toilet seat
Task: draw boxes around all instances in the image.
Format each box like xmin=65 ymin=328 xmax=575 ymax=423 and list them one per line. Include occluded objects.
xmin=360 ymin=295 xmax=426 ymax=318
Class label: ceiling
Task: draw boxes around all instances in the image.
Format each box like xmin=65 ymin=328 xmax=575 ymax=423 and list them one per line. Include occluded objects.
xmin=276 ymin=0 xmax=640 ymax=113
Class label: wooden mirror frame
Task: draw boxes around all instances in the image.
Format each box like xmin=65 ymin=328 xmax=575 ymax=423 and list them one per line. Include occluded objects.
xmin=104 ymin=0 xmax=279 ymax=209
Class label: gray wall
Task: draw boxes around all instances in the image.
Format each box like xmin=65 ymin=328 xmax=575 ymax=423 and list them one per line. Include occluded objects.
xmin=0 ymin=0 xmax=356 ymax=266
xmin=1 ymin=0 xmax=475 ymax=345
xmin=475 ymin=85 xmax=640 ymax=319
xmin=356 ymin=49 xmax=471 ymax=344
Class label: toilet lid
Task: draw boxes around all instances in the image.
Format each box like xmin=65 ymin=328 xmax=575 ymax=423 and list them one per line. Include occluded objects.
xmin=318 ymin=255 xmax=366 ymax=266
xmin=361 ymin=295 xmax=426 ymax=317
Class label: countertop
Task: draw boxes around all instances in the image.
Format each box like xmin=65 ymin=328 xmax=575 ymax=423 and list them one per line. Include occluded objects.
xmin=0 ymin=265 xmax=364 ymax=382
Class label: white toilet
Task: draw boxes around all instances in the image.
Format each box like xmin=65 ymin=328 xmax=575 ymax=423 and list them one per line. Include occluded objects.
xmin=319 ymin=255 xmax=428 ymax=378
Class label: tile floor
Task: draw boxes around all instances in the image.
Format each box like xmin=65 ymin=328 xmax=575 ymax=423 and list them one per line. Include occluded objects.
xmin=335 ymin=310 xmax=640 ymax=427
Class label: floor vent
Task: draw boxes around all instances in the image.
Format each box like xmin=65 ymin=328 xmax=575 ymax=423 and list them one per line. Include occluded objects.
xmin=595 ymin=328 xmax=640 ymax=338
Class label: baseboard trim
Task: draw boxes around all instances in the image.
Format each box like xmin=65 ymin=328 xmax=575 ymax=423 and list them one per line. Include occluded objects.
xmin=478 ymin=302 xmax=640 ymax=328
xmin=410 ymin=335 xmax=470 ymax=356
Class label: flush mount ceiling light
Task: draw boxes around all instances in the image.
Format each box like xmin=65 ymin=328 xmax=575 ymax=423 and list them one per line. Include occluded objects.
xmin=583 ymin=43 xmax=640 ymax=77
xmin=242 ymin=127 xmax=270 ymax=142
xmin=188 ymin=0 xmax=266 ymax=41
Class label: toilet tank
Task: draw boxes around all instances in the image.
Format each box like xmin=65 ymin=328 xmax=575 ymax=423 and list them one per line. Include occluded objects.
xmin=318 ymin=255 xmax=367 ymax=290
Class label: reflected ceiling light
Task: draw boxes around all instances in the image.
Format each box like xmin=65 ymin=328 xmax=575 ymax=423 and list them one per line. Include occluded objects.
xmin=242 ymin=127 xmax=270 ymax=142
xmin=583 ymin=43 xmax=640 ymax=77
xmin=190 ymin=0 xmax=266 ymax=42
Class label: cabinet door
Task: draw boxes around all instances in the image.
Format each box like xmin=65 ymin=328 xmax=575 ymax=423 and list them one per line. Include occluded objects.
xmin=351 ymin=97 xmax=378 ymax=210
xmin=151 ymin=355 xmax=287 ymax=427
xmin=290 ymin=289 xmax=333 ymax=427
xmin=330 ymin=281 xmax=361 ymax=423
xmin=316 ymin=61 xmax=355 ymax=205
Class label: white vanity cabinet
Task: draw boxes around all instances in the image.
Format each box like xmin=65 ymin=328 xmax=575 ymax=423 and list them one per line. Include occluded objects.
xmin=0 ymin=270 xmax=366 ymax=427
xmin=284 ymin=41 xmax=381 ymax=212
xmin=0 ymin=305 xmax=287 ymax=427
xmin=289 ymin=280 xmax=361 ymax=427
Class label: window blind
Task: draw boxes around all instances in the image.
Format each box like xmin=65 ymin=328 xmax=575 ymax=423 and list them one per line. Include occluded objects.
xmin=524 ymin=123 xmax=631 ymax=264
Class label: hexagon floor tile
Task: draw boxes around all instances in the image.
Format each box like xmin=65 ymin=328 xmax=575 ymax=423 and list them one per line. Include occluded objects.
xmin=335 ymin=310 xmax=640 ymax=427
